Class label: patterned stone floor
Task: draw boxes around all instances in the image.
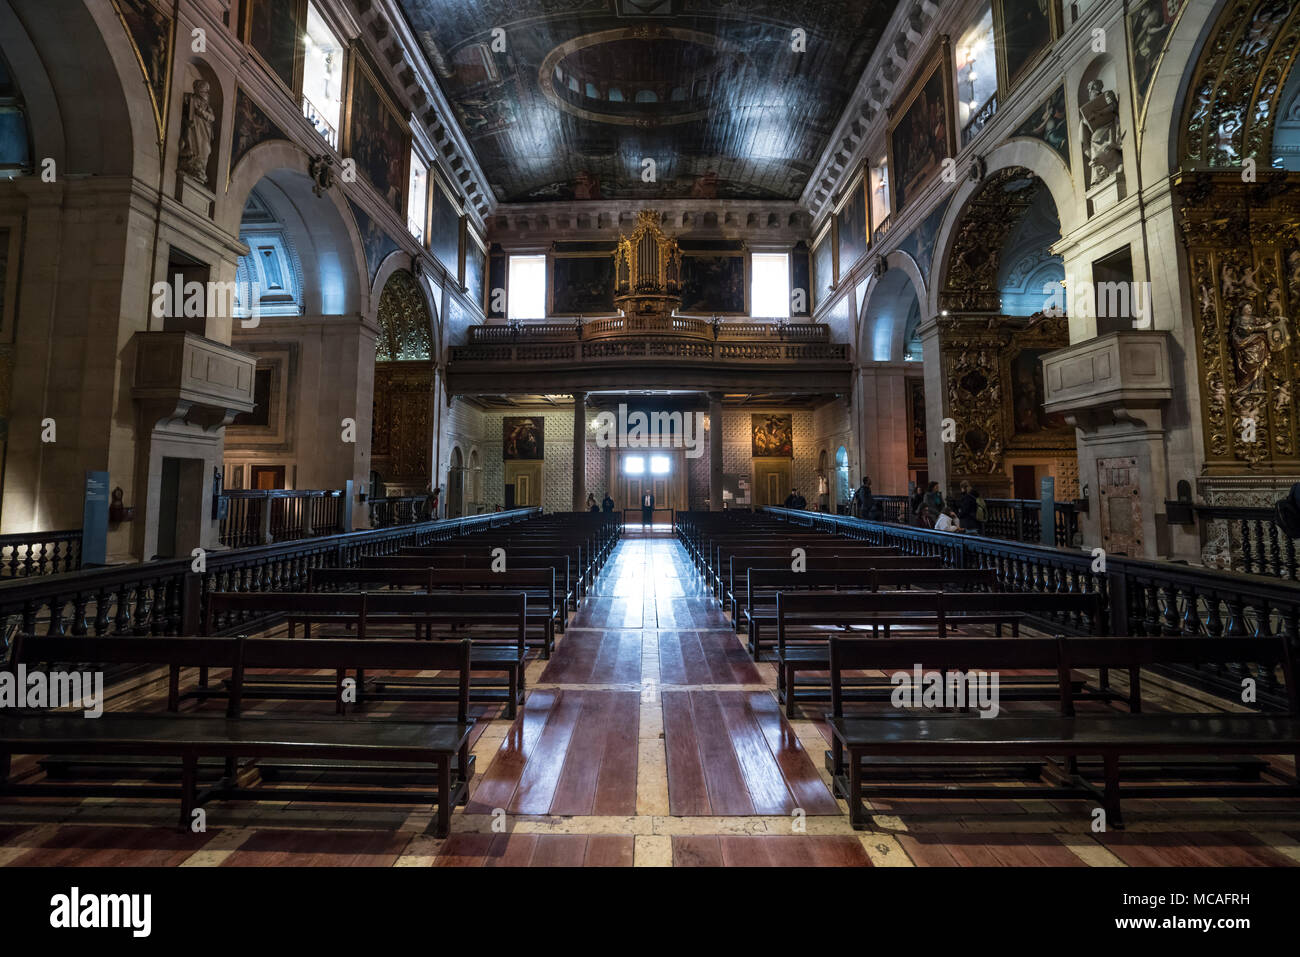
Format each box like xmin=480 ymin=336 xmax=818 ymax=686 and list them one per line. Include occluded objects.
xmin=2 ymin=529 xmax=1299 ymax=867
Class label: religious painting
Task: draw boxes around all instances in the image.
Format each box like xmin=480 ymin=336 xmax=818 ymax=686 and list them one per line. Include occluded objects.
xmin=888 ymin=39 xmax=956 ymax=215
xmin=503 ymin=417 xmax=544 ymax=460
xmin=243 ymin=0 xmax=300 ymax=94
xmin=751 ymin=414 xmax=793 ymax=458
xmin=1128 ymin=0 xmax=1187 ymax=122
xmin=680 ymin=253 xmax=746 ymax=315
xmin=1010 ymin=348 xmax=1068 ymax=435
xmin=112 ymin=0 xmax=173 ymax=138
xmin=907 ymin=379 xmax=928 ymax=465
xmin=429 ymin=174 xmax=461 ymax=275
xmin=345 ymin=54 xmax=409 ymax=216
xmin=463 ymin=227 xmax=486 ymax=310
xmin=230 ymin=89 xmax=286 ymax=176
xmin=895 ymin=202 xmax=947 ymax=284
xmin=836 ymin=170 xmax=869 ymax=274
xmin=812 ymin=221 xmax=835 ymax=310
xmin=346 ymin=198 xmax=400 ymax=283
xmin=994 ymin=0 xmax=1059 ymax=96
xmin=1013 ymin=85 xmax=1069 ymax=164
xmin=552 ymin=254 xmax=616 ymax=316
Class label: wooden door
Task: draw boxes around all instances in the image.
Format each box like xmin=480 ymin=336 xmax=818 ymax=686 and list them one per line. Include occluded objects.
xmin=251 ymin=466 xmax=285 ymax=490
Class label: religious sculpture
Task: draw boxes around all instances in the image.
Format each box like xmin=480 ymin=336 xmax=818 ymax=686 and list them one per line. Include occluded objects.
xmin=1231 ymin=301 xmax=1290 ymax=396
xmin=177 ymin=78 xmax=216 ymax=184
xmin=1079 ymin=79 xmax=1123 ymax=184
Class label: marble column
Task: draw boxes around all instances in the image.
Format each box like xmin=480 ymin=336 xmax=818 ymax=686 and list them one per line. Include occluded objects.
xmin=572 ymin=391 xmax=587 ymax=512
xmin=709 ymin=391 xmax=724 ymax=510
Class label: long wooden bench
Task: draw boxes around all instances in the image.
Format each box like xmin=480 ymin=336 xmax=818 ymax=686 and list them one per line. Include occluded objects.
xmin=825 ymin=633 xmax=1300 ymax=829
xmin=207 ymin=591 xmax=528 ymax=717
xmin=360 ymin=552 xmax=577 ymax=613
xmin=730 ymin=556 xmax=947 ymax=634
xmin=706 ymin=541 xmax=898 ymax=596
xmin=309 ymin=567 xmax=562 ymax=656
xmin=0 ymin=633 xmax=474 ymax=837
xmin=774 ymin=589 xmax=1103 ymax=716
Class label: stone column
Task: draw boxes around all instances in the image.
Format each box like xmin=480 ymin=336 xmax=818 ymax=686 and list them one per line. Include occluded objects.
xmin=708 ymin=391 xmax=724 ymax=510
xmin=572 ymin=391 xmax=587 ymax=512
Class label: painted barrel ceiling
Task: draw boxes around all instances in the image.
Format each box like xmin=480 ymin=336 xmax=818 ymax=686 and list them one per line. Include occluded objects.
xmin=396 ymin=0 xmax=899 ymax=202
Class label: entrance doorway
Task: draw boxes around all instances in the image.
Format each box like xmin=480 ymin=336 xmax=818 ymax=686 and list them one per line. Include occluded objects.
xmin=753 ymin=459 xmax=792 ymax=506
xmin=617 ymin=449 xmax=681 ymax=526
xmin=250 ymin=465 xmax=285 ymax=490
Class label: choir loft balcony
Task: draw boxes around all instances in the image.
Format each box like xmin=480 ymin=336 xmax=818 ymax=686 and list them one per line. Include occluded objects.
xmin=445 ymin=317 xmax=852 ymax=395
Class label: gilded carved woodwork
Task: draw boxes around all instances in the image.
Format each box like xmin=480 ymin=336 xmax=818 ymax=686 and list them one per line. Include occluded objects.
xmin=376 ymin=269 xmax=432 ymax=361
xmin=1181 ymin=0 xmax=1300 ymax=170
xmin=1178 ymin=173 xmax=1300 ymax=470
xmin=938 ymin=168 xmax=1039 ymax=314
xmin=371 ymin=362 xmax=433 ymax=483
xmin=939 ymin=313 xmax=1071 ymax=478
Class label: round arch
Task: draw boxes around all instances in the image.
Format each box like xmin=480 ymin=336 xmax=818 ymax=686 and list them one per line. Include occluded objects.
xmin=372 ymin=252 xmax=441 ymax=357
xmin=857 ymin=250 xmax=928 ymax=364
xmin=224 ymin=141 xmax=370 ymax=317
xmin=928 ymin=140 xmax=1078 ymax=320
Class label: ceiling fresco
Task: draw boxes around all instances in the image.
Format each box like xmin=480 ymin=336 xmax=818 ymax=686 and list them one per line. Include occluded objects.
xmin=397 ymin=0 xmax=899 ymax=202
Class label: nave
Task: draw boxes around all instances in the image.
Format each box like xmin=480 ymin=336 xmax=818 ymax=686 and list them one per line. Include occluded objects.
xmin=2 ymin=528 xmax=1298 ymax=868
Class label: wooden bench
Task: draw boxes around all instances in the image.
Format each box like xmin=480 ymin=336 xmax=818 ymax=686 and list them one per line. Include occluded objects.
xmin=309 ymin=567 xmax=562 ymax=656
xmin=730 ymin=556 xmax=948 ymax=634
xmin=207 ymin=591 xmax=528 ymax=717
xmin=826 ymin=633 xmax=1300 ymax=829
xmin=361 ymin=552 xmax=577 ymax=612
xmin=774 ymin=589 xmax=1103 ymax=715
xmin=0 ymin=633 xmax=474 ymax=837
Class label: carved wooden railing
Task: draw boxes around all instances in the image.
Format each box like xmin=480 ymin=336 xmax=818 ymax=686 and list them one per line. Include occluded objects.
xmin=218 ymin=490 xmax=346 ymax=548
xmin=0 ymin=529 xmax=83 ymax=579
xmin=0 ymin=508 xmax=542 ymax=645
xmin=1181 ymin=504 xmax=1299 ymax=582
xmin=367 ymin=495 xmax=430 ymax=527
xmin=467 ymin=318 xmax=831 ymax=344
xmin=758 ymin=506 xmax=1300 ymax=706
xmin=862 ymin=495 xmax=1080 ymax=544
xmin=453 ymin=338 xmax=847 ymax=364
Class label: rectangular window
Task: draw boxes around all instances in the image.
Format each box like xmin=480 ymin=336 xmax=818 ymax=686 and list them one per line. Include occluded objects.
xmin=302 ymin=2 xmax=344 ymax=147
xmin=956 ymin=5 xmax=997 ymax=145
xmin=649 ymin=455 xmax=670 ymax=475
xmin=408 ymin=151 xmax=428 ymax=241
xmin=870 ymin=159 xmax=890 ymax=228
xmin=623 ymin=455 xmax=645 ymax=475
xmin=750 ymin=252 xmax=790 ymax=319
xmin=507 ymin=254 xmax=546 ymax=320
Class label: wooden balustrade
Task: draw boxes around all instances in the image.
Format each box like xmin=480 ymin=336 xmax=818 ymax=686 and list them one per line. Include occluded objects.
xmin=0 ymin=529 xmax=83 ymax=578
xmin=0 ymin=508 xmax=542 ymax=646
xmin=218 ymin=490 xmax=346 ymax=547
xmin=466 ymin=318 xmax=831 ymax=344
xmin=758 ymin=505 xmax=1300 ymax=707
xmin=367 ymin=495 xmax=430 ymax=527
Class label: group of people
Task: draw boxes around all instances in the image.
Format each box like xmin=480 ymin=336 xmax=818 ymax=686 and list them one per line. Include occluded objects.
xmin=585 ymin=492 xmax=617 ymax=513
xmin=781 ymin=488 xmax=808 ymax=509
xmin=908 ymin=480 xmax=986 ymax=534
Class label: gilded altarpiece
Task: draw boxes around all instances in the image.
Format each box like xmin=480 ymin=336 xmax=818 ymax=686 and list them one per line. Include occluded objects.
xmin=371 ymin=270 xmax=433 ymax=490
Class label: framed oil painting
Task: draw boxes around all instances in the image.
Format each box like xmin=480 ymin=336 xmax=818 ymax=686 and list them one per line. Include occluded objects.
xmin=751 ymin=414 xmax=793 ymax=458
xmin=1127 ymin=0 xmax=1187 ymax=125
xmin=463 ymin=224 xmax=486 ymax=310
xmin=551 ymin=253 xmax=616 ymax=316
xmin=242 ymin=0 xmax=302 ymax=95
xmin=503 ymin=416 xmax=544 ymax=460
xmin=812 ymin=220 xmax=835 ymax=311
xmin=887 ymin=37 xmax=956 ymax=215
xmin=835 ymin=168 xmax=869 ymax=275
xmin=791 ymin=242 xmax=811 ymax=317
xmin=429 ymin=171 xmax=462 ymax=275
xmin=112 ymin=0 xmax=173 ymax=139
xmin=1012 ymin=85 xmax=1069 ymax=164
xmin=680 ymin=253 xmax=746 ymax=315
xmin=488 ymin=248 xmax=507 ymax=319
xmin=344 ymin=52 xmax=410 ymax=216
xmin=1008 ymin=348 xmax=1068 ymax=437
xmin=907 ymin=378 xmax=928 ymax=466
xmin=994 ymin=0 xmax=1060 ymax=96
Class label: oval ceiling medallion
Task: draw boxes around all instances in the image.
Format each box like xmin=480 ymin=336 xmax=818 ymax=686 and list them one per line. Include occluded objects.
xmin=538 ymin=27 xmax=743 ymax=127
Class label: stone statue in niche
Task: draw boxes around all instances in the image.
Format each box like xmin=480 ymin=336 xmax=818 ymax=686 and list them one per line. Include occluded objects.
xmin=1230 ymin=301 xmax=1290 ymax=396
xmin=1079 ymin=79 xmax=1123 ymax=184
xmin=178 ymin=78 xmax=216 ymax=184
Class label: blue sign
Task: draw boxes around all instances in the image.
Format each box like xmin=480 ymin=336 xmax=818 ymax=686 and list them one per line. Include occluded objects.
xmin=82 ymin=471 xmax=109 ymax=566
xmin=1039 ymin=476 xmax=1056 ymax=547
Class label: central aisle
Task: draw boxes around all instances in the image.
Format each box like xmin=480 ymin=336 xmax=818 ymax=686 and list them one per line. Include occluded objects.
xmin=439 ymin=532 xmax=868 ymax=866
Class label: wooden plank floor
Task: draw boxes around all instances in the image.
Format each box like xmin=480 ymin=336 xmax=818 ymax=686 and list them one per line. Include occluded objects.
xmin=2 ymin=527 xmax=1299 ymax=866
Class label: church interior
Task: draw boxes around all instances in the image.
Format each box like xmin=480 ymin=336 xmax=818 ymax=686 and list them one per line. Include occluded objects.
xmin=2 ymin=0 xmax=1300 ymax=898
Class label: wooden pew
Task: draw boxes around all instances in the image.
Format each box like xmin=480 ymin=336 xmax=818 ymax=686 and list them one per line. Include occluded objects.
xmin=825 ymin=633 xmax=1300 ymax=830
xmin=741 ymin=565 xmax=987 ymax=657
xmin=0 ymin=633 xmax=474 ymax=837
xmin=206 ymin=591 xmax=528 ymax=717
xmin=774 ymin=589 xmax=1103 ymax=716
xmin=309 ymin=567 xmax=562 ymax=656
xmin=361 ymin=552 xmax=576 ymax=613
